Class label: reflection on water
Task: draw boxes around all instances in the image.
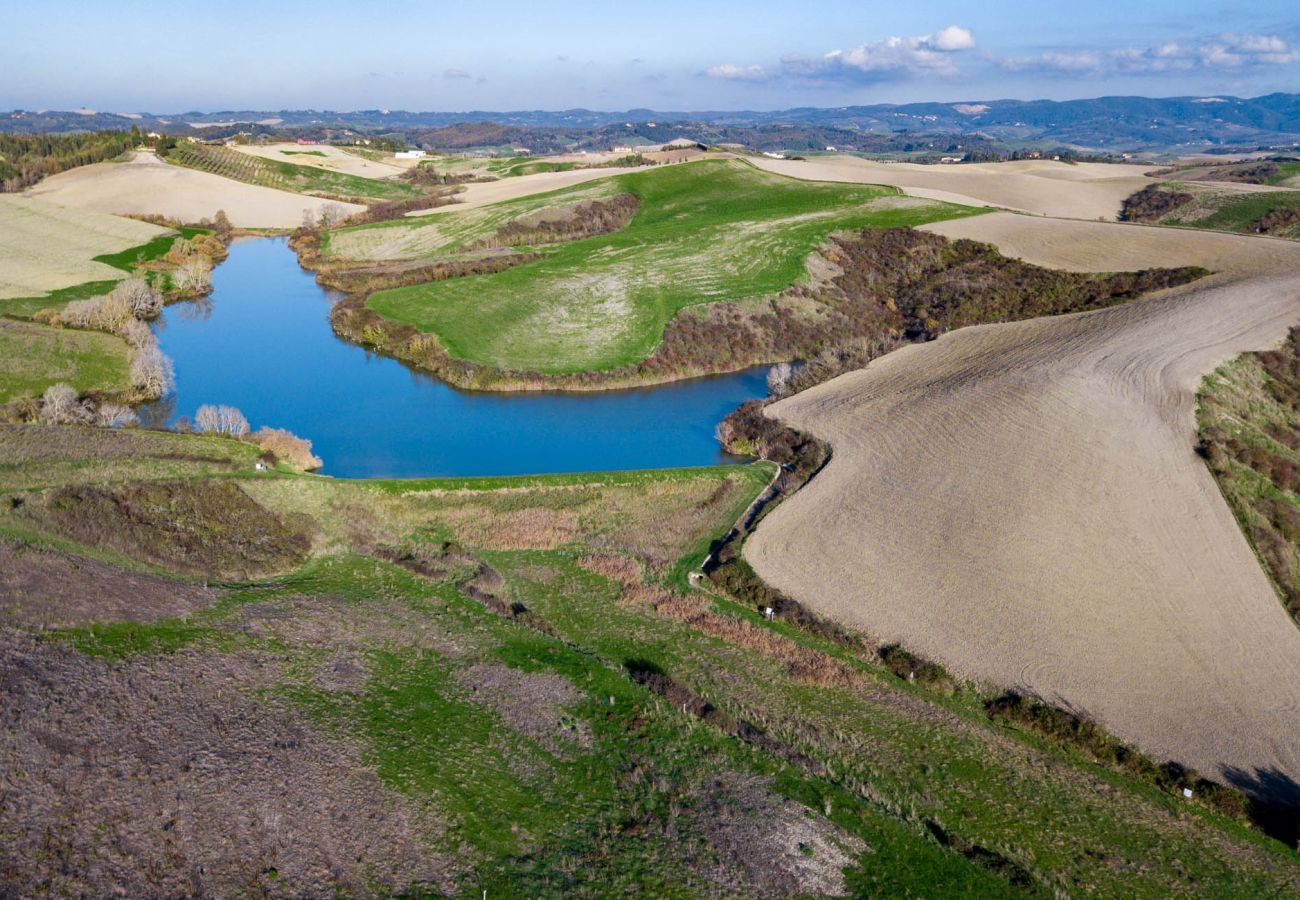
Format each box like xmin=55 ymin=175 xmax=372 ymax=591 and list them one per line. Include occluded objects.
xmin=144 ymin=237 xmax=769 ymax=478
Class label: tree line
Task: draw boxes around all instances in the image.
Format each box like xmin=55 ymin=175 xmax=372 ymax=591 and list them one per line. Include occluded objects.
xmin=0 ymin=129 xmax=141 ymax=192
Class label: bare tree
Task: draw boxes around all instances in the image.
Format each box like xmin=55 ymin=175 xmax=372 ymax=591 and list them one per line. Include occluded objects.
xmin=766 ymin=361 xmax=794 ymax=396
xmin=129 ymin=343 xmax=175 ymax=398
xmin=95 ymin=402 xmax=138 ymax=428
xmin=195 ymin=403 xmax=249 ymax=436
xmin=173 ymin=258 xmax=212 ymax=294
xmin=111 ymin=277 xmax=162 ymax=319
xmin=62 ymin=292 xmax=133 ymax=334
xmin=319 ymin=203 xmax=349 ymax=228
xmin=218 ymin=405 xmax=250 ymax=437
xmin=195 ymin=404 xmax=221 ymax=433
xmin=40 ymin=384 xmax=92 ymax=425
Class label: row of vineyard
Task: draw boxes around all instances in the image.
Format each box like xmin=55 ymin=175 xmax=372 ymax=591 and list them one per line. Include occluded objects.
xmin=165 ymin=144 xmax=422 ymax=202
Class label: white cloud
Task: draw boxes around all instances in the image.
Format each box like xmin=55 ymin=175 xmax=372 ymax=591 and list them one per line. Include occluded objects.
xmin=1002 ymin=32 xmax=1299 ymax=76
xmin=929 ymin=26 xmax=976 ymax=52
xmin=705 ymin=63 xmax=768 ymax=81
xmin=707 ymin=26 xmax=975 ymax=84
xmin=443 ymin=68 xmax=471 ymax=79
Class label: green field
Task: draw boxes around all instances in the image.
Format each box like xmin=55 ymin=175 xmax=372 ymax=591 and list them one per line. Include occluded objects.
xmin=2 ymin=424 xmax=1299 ymax=895
xmin=166 ymin=142 xmax=425 ymax=201
xmin=0 ymin=319 xmax=130 ymax=403
xmin=1265 ymin=161 xmax=1300 ymax=187
xmin=354 ymin=159 xmax=980 ymax=373
xmin=1159 ymin=183 xmax=1300 ymax=238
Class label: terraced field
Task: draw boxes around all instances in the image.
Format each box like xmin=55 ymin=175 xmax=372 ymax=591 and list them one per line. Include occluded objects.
xmin=166 ymin=143 xmax=425 ymax=202
xmin=352 ymin=159 xmax=980 ymax=373
xmin=0 ymin=195 xmax=171 ymax=300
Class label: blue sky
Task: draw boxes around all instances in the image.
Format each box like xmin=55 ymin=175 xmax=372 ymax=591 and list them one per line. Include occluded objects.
xmin=4 ymin=0 xmax=1298 ymax=111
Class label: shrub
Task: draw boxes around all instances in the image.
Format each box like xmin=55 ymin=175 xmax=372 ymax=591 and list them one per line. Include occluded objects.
xmin=251 ymin=427 xmax=322 ymax=471
xmin=1119 ymin=185 xmax=1194 ymax=222
xmin=879 ymin=644 xmax=954 ymax=689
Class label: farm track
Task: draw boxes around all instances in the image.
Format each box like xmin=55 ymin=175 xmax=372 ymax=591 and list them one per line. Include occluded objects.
xmin=745 ymin=218 xmax=1300 ymax=790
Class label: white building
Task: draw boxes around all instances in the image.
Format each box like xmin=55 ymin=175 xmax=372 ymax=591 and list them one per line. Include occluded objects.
xmin=395 ymin=149 xmax=427 ymax=159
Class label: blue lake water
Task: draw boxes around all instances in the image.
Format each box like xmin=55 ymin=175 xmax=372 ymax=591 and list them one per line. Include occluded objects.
xmin=144 ymin=237 xmax=768 ymax=478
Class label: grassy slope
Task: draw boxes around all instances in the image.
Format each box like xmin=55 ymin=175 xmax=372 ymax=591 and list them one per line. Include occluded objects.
xmin=1156 ymin=182 xmax=1300 ymax=238
xmin=361 ymin=159 xmax=979 ymax=373
xmin=0 ymin=320 xmax=130 ymax=403
xmin=166 ymin=143 xmax=423 ymax=201
xmin=0 ymin=227 xmax=212 ymax=404
xmin=2 ymin=424 xmax=1298 ymax=894
xmin=1198 ymin=334 xmax=1300 ymax=618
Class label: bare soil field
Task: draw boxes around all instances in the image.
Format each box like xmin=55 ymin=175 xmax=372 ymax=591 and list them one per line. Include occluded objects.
xmin=746 ymin=256 xmax=1300 ymax=787
xmin=233 ymin=142 xmax=408 ymax=178
xmin=0 ymin=195 xmax=169 ymax=299
xmin=409 ymin=165 xmax=645 ymax=215
xmin=27 ymin=152 xmax=363 ymax=228
xmin=751 ymin=156 xmax=1153 ymax=220
xmin=920 ymin=210 xmax=1298 ymax=274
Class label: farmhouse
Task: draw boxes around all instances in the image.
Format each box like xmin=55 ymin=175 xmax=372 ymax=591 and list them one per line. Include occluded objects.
xmin=395 ymin=150 xmax=427 ymax=159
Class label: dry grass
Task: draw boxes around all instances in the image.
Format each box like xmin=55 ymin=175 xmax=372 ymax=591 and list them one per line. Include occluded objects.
xmin=13 ymin=480 xmax=311 ymax=579
xmin=0 ymin=539 xmax=215 ymax=628
xmin=602 ymin=562 xmax=864 ymax=690
xmin=0 ymin=630 xmax=454 ymax=896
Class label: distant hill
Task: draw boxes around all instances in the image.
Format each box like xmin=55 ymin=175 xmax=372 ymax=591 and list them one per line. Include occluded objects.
xmin=6 ymin=93 xmax=1300 ymax=153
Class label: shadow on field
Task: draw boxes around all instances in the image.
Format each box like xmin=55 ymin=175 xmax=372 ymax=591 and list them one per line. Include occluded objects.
xmin=1221 ymin=766 xmax=1300 ymax=848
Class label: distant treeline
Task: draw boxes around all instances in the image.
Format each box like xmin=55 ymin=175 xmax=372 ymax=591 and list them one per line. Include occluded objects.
xmin=0 ymin=129 xmax=140 ymax=191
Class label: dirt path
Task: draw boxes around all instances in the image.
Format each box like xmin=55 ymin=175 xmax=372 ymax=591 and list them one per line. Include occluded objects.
xmin=750 ymin=156 xmax=1153 ymax=220
xmin=28 ymin=152 xmax=364 ymax=228
xmin=746 ymin=226 xmax=1300 ymax=788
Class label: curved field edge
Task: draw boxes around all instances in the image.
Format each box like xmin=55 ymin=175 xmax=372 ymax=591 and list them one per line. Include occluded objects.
xmin=344 ymin=159 xmax=986 ymax=374
xmin=319 ymin=222 xmax=1202 ymax=394
xmin=0 ymin=195 xmax=173 ymax=304
xmin=3 ymin=424 xmax=1300 ymax=893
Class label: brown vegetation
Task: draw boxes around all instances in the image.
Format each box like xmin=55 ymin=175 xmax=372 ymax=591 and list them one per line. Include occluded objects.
xmin=17 ymin=481 xmax=311 ymax=579
xmin=0 ymin=539 xmax=215 ymax=628
xmin=1120 ymin=184 xmax=1194 ymax=222
xmin=0 ymin=630 xmax=452 ymax=896
xmin=1253 ymin=206 xmax=1300 ymax=236
xmin=471 ymin=193 xmax=640 ymax=248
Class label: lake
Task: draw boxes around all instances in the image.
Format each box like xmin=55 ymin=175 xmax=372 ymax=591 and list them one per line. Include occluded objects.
xmin=144 ymin=237 xmax=768 ymax=478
